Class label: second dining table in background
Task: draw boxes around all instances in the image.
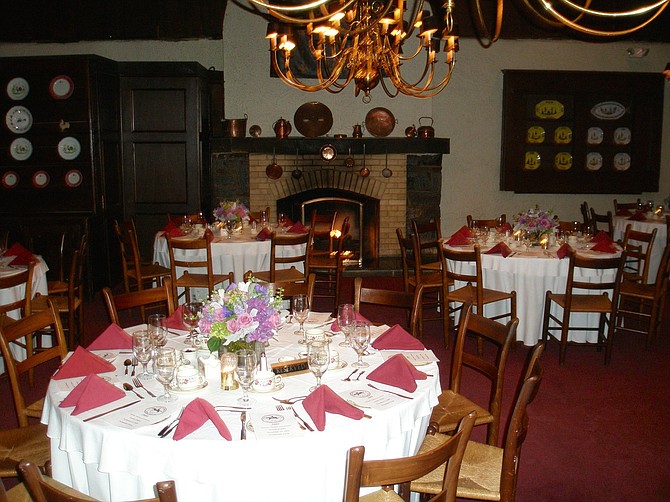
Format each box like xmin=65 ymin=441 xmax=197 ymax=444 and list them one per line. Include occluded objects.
xmin=613 ymin=214 xmax=667 ymax=281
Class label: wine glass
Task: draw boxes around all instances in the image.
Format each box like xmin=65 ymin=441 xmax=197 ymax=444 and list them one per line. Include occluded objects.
xmin=351 ymin=323 xmax=371 ymax=368
xmin=260 ymin=210 xmax=268 ymax=228
xmin=292 ymin=294 xmax=310 ymax=342
xmin=225 ymin=219 xmax=234 ymax=239
xmin=147 ymin=314 xmax=167 ymax=375
xmin=154 ymin=347 xmax=178 ymax=403
xmin=337 ymin=304 xmax=356 ymax=347
xmin=236 ymin=349 xmax=257 ymax=408
xmin=182 ymin=301 xmax=203 ymax=345
xmin=277 ymin=213 xmax=286 ymax=230
xmin=180 ymin=215 xmax=193 ymax=234
xmin=307 ymin=340 xmax=330 ymax=391
xmin=132 ymin=330 xmax=153 ymax=381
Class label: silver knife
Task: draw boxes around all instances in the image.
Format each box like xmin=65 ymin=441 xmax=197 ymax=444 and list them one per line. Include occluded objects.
xmin=158 ymin=407 xmax=184 ymax=437
xmin=367 ymin=383 xmax=414 ymax=400
xmin=83 ymin=400 xmax=140 ymax=422
xmin=240 ymin=411 xmax=247 ymax=440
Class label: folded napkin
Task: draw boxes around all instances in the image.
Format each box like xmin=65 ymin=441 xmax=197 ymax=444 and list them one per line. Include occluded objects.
xmin=58 ymin=374 xmax=125 ymax=415
xmin=445 ymin=232 xmax=470 ymax=246
xmin=371 ymin=324 xmax=425 ymax=350
xmin=590 ymin=230 xmax=613 ymax=244
xmin=330 ymin=312 xmax=370 ymax=332
xmin=204 ymin=228 xmax=215 ymax=243
xmin=616 ymin=209 xmax=632 ymax=216
xmin=282 ymin=217 xmax=294 ymax=227
xmin=366 ymin=354 xmax=428 ymax=393
xmin=87 ymin=323 xmax=132 ymax=351
xmin=484 ymin=242 xmax=513 ymax=258
xmin=500 ymin=222 xmax=513 ymax=233
xmin=628 ymin=211 xmax=647 ymax=221
xmin=288 ymin=222 xmax=308 ymax=234
xmin=455 ymin=225 xmax=472 ymax=237
xmin=556 ymin=243 xmax=571 ymax=259
xmin=302 ymin=385 xmax=364 ymax=431
xmin=255 ymin=228 xmax=272 ymax=241
xmin=162 ymin=220 xmax=185 ymax=237
xmin=591 ymin=240 xmax=617 ymax=253
xmin=173 ymin=398 xmax=231 ymax=441
xmin=165 ymin=305 xmax=185 ymax=329
xmin=3 ymin=243 xmax=36 ymax=266
xmin=52 ymin=346 xmax=116 ymax=380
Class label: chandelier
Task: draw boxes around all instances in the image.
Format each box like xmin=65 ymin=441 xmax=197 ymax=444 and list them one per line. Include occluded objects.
xmin=236 ymin=0 xmax=459 ymax=101
xmin=472 ymin=0 xmax=669 ymax=46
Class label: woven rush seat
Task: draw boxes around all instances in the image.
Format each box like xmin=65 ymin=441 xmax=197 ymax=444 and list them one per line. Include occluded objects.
xmin=0 ymin=424 xmax=51 ymax=478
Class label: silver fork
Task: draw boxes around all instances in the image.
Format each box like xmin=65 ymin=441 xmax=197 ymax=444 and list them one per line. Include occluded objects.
xmin=272 ymin=396 xmax=307 ymax=404
xmin=342 ymin=368 xmax=358 ymax=382
xmin=132 ymin=376 xmax=157 ymax=398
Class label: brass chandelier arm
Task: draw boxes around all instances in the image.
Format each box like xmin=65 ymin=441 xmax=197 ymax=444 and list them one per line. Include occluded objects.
xmin=469 ymin=0 xmax=504 ymax=47
xmin=540 ymin=0 xmax=669 ymax=18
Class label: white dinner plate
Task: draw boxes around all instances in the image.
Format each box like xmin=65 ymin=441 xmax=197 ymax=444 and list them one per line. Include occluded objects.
xmin=58 ymin=137 xmax=81 ymax=160
xmin=49 ymin=75 xmax=74 ymax=99
xmin=6 ymin=77 xmax=29 ymax=100
xmin=10 ymin=137 xmax=33 ymax=161
xmin=5 ymin=106 xmax=33 ymax=134
xmin=65 ymin=169 xmax=83 ymax=188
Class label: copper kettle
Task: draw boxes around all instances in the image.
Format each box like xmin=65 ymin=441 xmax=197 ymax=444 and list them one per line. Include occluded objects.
xmin=273 ymin=118 xmax=292 ymax=138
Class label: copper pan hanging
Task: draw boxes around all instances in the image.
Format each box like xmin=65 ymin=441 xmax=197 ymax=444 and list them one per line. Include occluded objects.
xmin=266 ymin=148 xmax=283 ymax=179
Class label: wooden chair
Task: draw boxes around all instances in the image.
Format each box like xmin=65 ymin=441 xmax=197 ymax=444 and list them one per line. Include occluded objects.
xmin=620 ymin=223 xmax=657 ymax=284
xmin=114 ymin=219 xmax=171 ymax=293
xmin=580 ymin=201 xmax=591 ymax=227
xmin=442 ymin=244 xmax=517 ymax=329
xmin=353 ymin=277 xmax=420 ymax=337
xmin=309 ymin=211 xmax=337 ymax=246
xmin=251 ymin=230 xmax=312 ymax=285
xmin=411 ymin=342 xmax=545 ymax=502
xmin=102 ymin=277 xmax=176 ymax=327
xmin=46 ymin=231 xmax=68 ymax=295
xmin=589 ymin=208 xmax=614 ymax=236
xmin=557 ymin=220 xmax=583 ymax=233
xmin=0 ymin=230 xmax=8 ymax=252
xmin=31 ymin=241 xmax=86 ymax=349
xmin=541 ymin=247 xmax=625 ymax=365
xmin=666 ymin=214 xmax=670 ymax=247
xmin=0 ymin=261 xmax=34 ymax=330
xmin=410 ymin=219 xmax=452 ymax=345
xmin=248 ymin=206 xmax=271 ymax=224
xmin=308 ymin=216 xmax=351 ymax=312
xmin=344 ymin=412 xmax=476 ymax=502
xmin=613 ymin=198 xmax=641 ymax=214
xmin=615 ymin=243 xmax=670 ymax=350
xmin=167 ymin=236 xmax=234 ymax=303
xmin=263 ymin=273 xmax=316 ymax=307
xmin=465 ymin=214 xmax=506 ymax=230
xmin=18 ymin=460 xmax=179 ymax=502
xmin=429 ymin=303 xmax=518 ymax=446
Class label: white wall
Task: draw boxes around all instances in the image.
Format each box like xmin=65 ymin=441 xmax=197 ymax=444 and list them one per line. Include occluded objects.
xmin=3 ymin=3 xmax=669 ymax=235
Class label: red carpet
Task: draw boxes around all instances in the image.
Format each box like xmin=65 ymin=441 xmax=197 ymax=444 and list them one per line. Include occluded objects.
xmin=2 ymin=277 xmax=669 ymax=500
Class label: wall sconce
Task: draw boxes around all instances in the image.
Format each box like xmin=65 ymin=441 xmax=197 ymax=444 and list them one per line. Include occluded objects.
xmin=664 ymin=63 xmax=670 ymax=83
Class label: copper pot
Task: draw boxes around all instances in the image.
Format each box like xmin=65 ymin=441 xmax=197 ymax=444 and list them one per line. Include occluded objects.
xmin=273 ymin=118 xmax=292 ymax=138
xmin=222 ymin=114 xmax=248 ymax=138
xmin=417 ymin=117 xmax=435 ymax=138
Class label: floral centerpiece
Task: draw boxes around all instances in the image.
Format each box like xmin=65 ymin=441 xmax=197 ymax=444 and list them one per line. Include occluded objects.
xmin=213 ymin=200 xmax=250 ymax=224
xmin=199 ymin=279 xmax=284 ymax=354
xmin=513 ymin=205 xmax=559 ymax=242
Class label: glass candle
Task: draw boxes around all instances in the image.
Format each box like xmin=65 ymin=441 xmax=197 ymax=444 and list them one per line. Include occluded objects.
xmin=220 ymin=352 xmax=239 ymax=390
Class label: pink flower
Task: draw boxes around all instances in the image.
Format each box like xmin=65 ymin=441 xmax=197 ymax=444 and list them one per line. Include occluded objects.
xmin=237 ymin=313 xmax=254 ymax=328
xmin=268 ymin=311 xmax=281 ymax=328
xmin=226 ymin=318 xmax=240 ymax=333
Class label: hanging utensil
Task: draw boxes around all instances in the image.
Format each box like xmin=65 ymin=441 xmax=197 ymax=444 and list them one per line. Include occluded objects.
xmin=292 ymin=148 xmax=303 ymax=179
xmin=359 ymin=143 xmax=369 ymax=177
xmin=345 ymin=147 xmax=355 ymax=168
xmin=266 ymin=148 xmax=283 ymax=179
xmin=382 ymin=151 xmax=393 ymax=178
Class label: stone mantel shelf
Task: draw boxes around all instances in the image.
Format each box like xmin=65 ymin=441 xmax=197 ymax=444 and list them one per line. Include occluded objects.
xmin=212 ymin=137 xmax=450 ymax=156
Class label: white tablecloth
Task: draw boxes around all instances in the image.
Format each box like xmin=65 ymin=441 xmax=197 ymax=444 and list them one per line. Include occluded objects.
xmin=445 ymin=244 xmax=620 ymax=346
xmin=153 ymin=230 xmax=306 ymax=295
xmin=613 ymin=215 xmax=666 ymax=283
xmin=42 ymin=321 xmax=440 ymax=501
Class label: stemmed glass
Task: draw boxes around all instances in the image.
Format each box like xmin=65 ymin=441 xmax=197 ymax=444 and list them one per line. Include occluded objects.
xmin=293 ymin=294 xmax=310 ymax=342
xmin=147 ymin=314 xmax=167 ymax=375
xmin=132 ymin=330 xmax=153 ymax=381
xmin=351 ymin=323 xmax=371 ymax=368
xmin=236 ymin=349 xmax=257 ymax=408
xmin=154 ymin=347 xmax=178 ymax=403
xmin=225 ymin=219 xmax=234 ymax=239
xmin=307 ymin=340 xmax=330 ymax=391
xmin=182 ymin=301 xmax=203 ymax=345
xmin=337 ymin=304 xmax=356 ymax=347
xmin=180 ymin=215 xmax=193 ymax=234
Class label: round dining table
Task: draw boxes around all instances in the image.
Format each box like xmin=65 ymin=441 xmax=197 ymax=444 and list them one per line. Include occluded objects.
xmin=613 ymin=214 xmax=666 ymax=282
xmin=153 ymin=227 xmax=306 ymax=291
xmin=444 ymin=241 xmax=621 ymax=346
xmin=42 ymin=320 xmax=440 ymax=501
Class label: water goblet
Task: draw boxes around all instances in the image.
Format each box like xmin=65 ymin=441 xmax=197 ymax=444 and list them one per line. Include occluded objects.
xmin=236 ymin=349 xmax=257 ymax=408
xmin=260 ymin=210 xmax=269 ymax=228
xmin=307 ymin=340 xmax=330 ymax=391
xmin=180 ymin=215 xmax=193 ymax=234
xmin=132 ymin=330 xmax=153 ymax=381
xmin=146 ymin=314 xmax=167 ymax=375
xmin=351 ymin=323 xmax=371 ymax=368
xmin=182 ymin=301 xmax=203 ymax=345
xmin=292 ymin=294 xmax=310 ymax=342
xmin=154 ymin=347 xmax=178 ymax=403
xmin=225 ymin=219 xmax=235 ymax=239
xmin=337 ymin=303 xmax=356 ymax=347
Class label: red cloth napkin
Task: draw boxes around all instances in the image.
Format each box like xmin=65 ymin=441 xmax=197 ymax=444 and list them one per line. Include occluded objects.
xmin=288 ymin=222 xmax=308 ymax=233
xmin=3 ymin=243 xmax=36 ymax=266
xmin=255 ymin=228 xmax=272 ymax=241
xmin=628 ymin=211 xmax=647 ymax=221
xmin=455 ymin=225 xmax=471 ymax=236
xmin=282 ymin=217 xmax=294 ymax=227
xmin=371 ymin=324 xmax=425 ymax=350
xmin=445 ymin=232 xmax=470 ymax=246
xmin=616 ymin=209 xmax=632 ymax=216
xmin=500 ymin=222 xmax=513 ymax=233
xmin=162 ymin=220 xmax=185 ymax=237
xmin=302 ymin=385 xmax=364 ymax=431
xmin=204 ymin=228 xmax=215 ymax=243
xmin=591 ymin=241 xmax=617 ymax=253
xmin=173 ymin=398 xmax=231 ymax=441
xmin=52 ymin=346 xmax=116 ymax=380
xmin=590 ymin=230 xmax=613 ymax=244
xmin=484 ymin=242 xmax=513 ymax=258
xmin=556 ymin=243 xmax=571 ymax=259
xmin=58 ymin=374 xmax=125 ymax=415
xmin=165 ymin=305 xmax=185 ymax=329
xmin=87 ymin=324 xmax=132 ymax=351
xmin=366 ymin=354 xmax=428 ymax=393
xmin=330 ymin=312 xmax=370 ymax=332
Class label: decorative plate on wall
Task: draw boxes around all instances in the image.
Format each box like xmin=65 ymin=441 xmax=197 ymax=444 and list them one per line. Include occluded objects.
xmin=5 ymin=105 xmax=33 ymax=134
xmin=6 ymin=77 xmax=29 ymax=100
xmin=65 ymin=169 xmax=83 ymax=188
xmin=49 ymin=75 xmax=74 ymax=100
xmin=57 ymin=137 xmax=81 ymax=160
xmin=10 ymin=137 xmax=33 ymax=161
xmin=1 ymin=171 xmax=19 ymax=189
xmin=32 ymin=170 xmax=50 ymax=188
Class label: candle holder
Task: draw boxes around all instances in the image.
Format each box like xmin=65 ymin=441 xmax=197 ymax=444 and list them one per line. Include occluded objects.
xmin=220 ymin=352 xmax=239 ymax=390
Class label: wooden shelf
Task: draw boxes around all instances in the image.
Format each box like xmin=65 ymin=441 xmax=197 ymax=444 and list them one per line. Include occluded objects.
xmin=212 ymin=137 xmax=450 ymax=156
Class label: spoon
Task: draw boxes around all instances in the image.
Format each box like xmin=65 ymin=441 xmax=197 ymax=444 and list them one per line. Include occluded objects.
xmin=124 ymin=359 xmax=132 ymax=375
xmin=123 ymin=382 xmax=144 ymax=399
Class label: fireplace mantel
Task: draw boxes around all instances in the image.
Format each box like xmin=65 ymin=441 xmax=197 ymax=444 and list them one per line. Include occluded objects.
xmin=212 ymin=137 xmax=449 ymax=156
